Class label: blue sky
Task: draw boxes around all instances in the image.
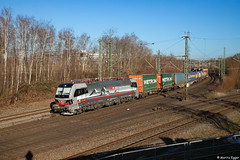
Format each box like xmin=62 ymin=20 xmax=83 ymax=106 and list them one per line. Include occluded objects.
xmin=1 ymin=0 xmax=240 ymax=59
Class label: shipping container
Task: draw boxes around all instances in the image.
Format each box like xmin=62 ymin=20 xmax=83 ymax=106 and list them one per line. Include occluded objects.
xmin=203 ymin=68 xmax=208 ymax=77
xmin=129 ymin=74 xmax=157 ymax=93
xmin=157 ymin=74 xmax=162 ymax=89
xmin=161 ymin=73 xmax=173 ymax=89
xmin=175 ymin=73 xmax=185 ymax=87
xmin=188 ymin=72 xmax=196 ymax=82
xmin=196 ymin=72 xmax=201 ymax=79
xmin=203 ymin=68 xmax=208 ymax=73
xmin=202 ymin=71 xmax=207 ymax=77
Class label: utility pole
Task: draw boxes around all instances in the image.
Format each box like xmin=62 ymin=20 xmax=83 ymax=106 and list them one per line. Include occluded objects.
xmin=223 ymin=47 xmax=226 ymax=78
xmin=189 ymin=60 xmax=191 ymax=71
xmin=98 ymin=40 xmax=102 ymax=81
xmin=218 ymin=58 xmax=221 ymax=77
xmin=183 ymin=33 xmax=190 ymax=100
xmin=118 ymin=49 xmax=121 ymax=78
xmin=221 ymin=57 xmax=224 ymax=79
xmin=214 ymin=59 xmax=216 ymax=73
xmin=158 ymin=50 xmax=161 ymax=74
xmin=108 ymin=41 xmax=112 ymax=80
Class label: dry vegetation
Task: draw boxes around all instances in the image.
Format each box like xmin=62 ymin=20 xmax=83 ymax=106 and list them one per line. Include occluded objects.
xmin=217 ymin=54 xmax=240 ymax=92
xmin=0 ymin=8 xmax=185 ymax=107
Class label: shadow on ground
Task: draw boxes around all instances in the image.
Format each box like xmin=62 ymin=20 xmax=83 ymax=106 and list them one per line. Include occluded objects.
xmin=168 ymin=100 xmax=240 ymax=134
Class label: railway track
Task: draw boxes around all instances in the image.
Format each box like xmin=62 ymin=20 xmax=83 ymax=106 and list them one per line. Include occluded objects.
xmin=0 ymin=75 xmax=226 ymax=130
xmin=0 ymin=76 xmax=209 ymax=130
xmin=1 ymin=89 xmax=238 ymax=138
xmin=64 ymin=93 xmax=240 ymax=159
xmin=0 ymin=108 xmax=51 ymax=128
xmin=0 ymin=108 xmax=50 ymax=122
xmin=0 ymin=75 xmax=212 ymax=128
xmin=0 ymin=76 xmax=239 ymax=159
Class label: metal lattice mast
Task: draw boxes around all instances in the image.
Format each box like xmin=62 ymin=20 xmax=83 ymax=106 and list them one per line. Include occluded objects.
xmin=98 ymin=40 xmax=102 ymax=81
xmin=218 ymin=58 xmax=221 ymax=77
xmin=118 ymin=49 xmax=121 ymax=78
xmin=184 ymin=34 xmax=189 ymax=100
xmin=156 ymin=57 xmax=157 ymax=72
xmin=221 ymin=57 xmax=224 ymax=78
xmin=189 ymin=60 xmax=191 ymax=71
xmin=214 ymin=59 xmax=216 ymax=73
xmin=158 ymin=50 xmax=161 ymax=74
xmin=108 ymin=41 xmax=112 ymax=80
xmin=223 ymin=47 xmax=226 ymax=78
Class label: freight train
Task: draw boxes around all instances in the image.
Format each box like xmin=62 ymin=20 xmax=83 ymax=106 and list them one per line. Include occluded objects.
xmin=50 ymin=69 xmax=208 ymax=115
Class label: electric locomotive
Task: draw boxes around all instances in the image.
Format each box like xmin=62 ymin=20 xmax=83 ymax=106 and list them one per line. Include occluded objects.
xmin=50 ymin=78 xmax=139 ymax=115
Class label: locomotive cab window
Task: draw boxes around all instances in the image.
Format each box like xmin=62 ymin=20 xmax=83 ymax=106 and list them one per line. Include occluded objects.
xmin=74 ymin=88 xmax=88 ymax=97
xmin=131 ymin=82 xmax=137 ymax=88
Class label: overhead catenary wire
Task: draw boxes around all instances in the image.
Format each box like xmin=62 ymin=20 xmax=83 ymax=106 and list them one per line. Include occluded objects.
xmin=161 ymin=38 xmax=184 ymax=53
xmin=191 ymin=36 xmax=240 ymax=41
xmin=189 ymin=39 xmax=210 ymax=60
xmin=190 ymin=33 xmax=240 ymax=59
xmin=137 ymin=33 xmax=238 ymax=60
xmin=152 ymin=38 xmax=181 ymax=44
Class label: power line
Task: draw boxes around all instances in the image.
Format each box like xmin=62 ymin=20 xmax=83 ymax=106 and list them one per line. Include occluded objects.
xmin=191 ymin=36 xmax=240 ymax=41
xmin=189 ymin=40 xmax=210 ymax=59
xmin=161 ymin=38 xmax=184 ymax=53
xmin=152 ymin=38 xmax=180 ymax=44
xmin=143 ymin=38 xmax=181 ymax=46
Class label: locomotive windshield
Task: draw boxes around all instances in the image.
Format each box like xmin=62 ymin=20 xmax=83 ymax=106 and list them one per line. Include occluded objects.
xmin=55 ymin=83 xmax=73 ymax=98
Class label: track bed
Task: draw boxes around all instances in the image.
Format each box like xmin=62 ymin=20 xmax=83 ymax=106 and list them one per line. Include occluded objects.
xmin=0 ymin=75 xmax=239 ymax=160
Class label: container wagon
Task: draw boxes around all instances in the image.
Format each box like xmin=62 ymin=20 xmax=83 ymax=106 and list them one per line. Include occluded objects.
xmin=129 ymin=74 xmax=158 ymax=97
xmin=203 ymin=68 xmax=209 ymax=77
xmin=175 ymin=73 xmax=185 ymax=87
xmin=188 ymin=72 xmax=197 ymax=84
xmin=161 ymin=73 xmax=173 ymax=90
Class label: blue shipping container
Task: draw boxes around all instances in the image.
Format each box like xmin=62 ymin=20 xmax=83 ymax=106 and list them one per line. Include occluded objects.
xmin=188 ymin=72 xmax=196 ymax=82
xmin=175 ymin=73 xmax=185 ymax=87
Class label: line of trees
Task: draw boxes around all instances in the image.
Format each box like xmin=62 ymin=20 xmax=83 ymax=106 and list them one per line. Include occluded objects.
xmin=0 ymin=8 xmax=184 ymax=100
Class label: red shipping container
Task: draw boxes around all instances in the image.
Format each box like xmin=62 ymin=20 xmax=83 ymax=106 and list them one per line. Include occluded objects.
xmin=203 ymin=68 xmax=208 ymax=73
xmin=129 ymin=75 xmax=143 ymax=93
xmin=157 ymin=74 xmax=162 ymax=89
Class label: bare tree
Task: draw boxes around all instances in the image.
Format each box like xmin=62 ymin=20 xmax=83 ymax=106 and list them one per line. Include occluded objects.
xmin=77 ymin=33 xmax=90 ymax=74
xmin=58 ymin=29 xmax=75 ymax=81
xmin=15 ymin=15 xmax=30 ymax=92
xmin=47 ymin=26 xmax=55 ymax=81
xmin=0 ymin=8 xmax=12 ymax=93
xmin=28 ymin=18 xmax=39 ymax=84
xmin=38 ymin=23 xmax=49 ymax=81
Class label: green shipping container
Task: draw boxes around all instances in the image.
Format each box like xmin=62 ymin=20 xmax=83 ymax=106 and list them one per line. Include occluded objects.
xmin=161 ymin=73 xmax=172 ymax=88
xmin=143 ymin=74 xmax=158 ymax=92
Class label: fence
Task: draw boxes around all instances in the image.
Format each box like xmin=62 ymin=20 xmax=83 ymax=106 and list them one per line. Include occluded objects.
xmin=97 ymin=135 xmax=240 ymax=160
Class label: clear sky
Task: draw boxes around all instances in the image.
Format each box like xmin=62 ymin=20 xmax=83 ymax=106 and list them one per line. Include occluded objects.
xmin=1 ymin=0 xmax=240 ymax=59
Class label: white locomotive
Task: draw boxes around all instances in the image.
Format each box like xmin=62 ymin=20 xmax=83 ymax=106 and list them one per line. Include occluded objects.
xmin=51 ymin=79 xmax=139 ymax=115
